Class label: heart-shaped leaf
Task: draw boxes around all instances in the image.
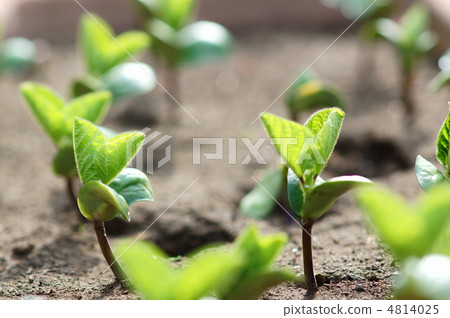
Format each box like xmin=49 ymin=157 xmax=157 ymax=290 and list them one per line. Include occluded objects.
xmin=436 ymin=109 xmax=450 ymax=174
xmin=80 ymin=13 xmax=150 ymax=76
xmin=356 ymin=185 xmax=450 ymax=260
xmin=239 ymin=167 xmax=284 ymax=219
xmin=415 ymin=155 xmax=447 ymax=191
xmin=21 ymin=82 xmax=111 ymax=148
xmin=77 ymin=181 xmax=129 ymax=222
xmin=177 ymin=21 xmax=234 ymax=65
xmin=100 ymin=62 xmax=157 ymax=101
xmin=73 ymin=118 xmax=145 ymax=185
xmin=108 ymin=168 xmax=154 ymax=206
xmin=302 ymin=175 xmax=372 ymax=221
xmin=261 ymin=109 xmax=344 ymax=182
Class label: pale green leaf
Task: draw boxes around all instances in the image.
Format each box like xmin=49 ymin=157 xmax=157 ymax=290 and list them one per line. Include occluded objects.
xmin=415 ymin=155 xmax=447 ymax=191
xmin=77 ymin=181 xmax=129 ymax=222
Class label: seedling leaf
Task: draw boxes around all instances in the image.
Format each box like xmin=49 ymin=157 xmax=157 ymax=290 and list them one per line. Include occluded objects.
xmin=415 ymin=155 xmax=447 ymax=191
xmin=302 ymin=176 xmax=372 ymax=220
xmin=108 ymin=168 xmax=154 ymax=206
xmin=73 ymin=118 xmax=145 ymax=185
xmin=436 ymin=110 xmax=450 ymax=173
xmin=239 ymin=167 xmax=284 ymax=219
xmin=77 ymin=181 xmax=129 ymax=222
xmin=287 ymin=168 xmax=304 ymax=217
xmin=357 ymin=185 xmax=450 ymax=260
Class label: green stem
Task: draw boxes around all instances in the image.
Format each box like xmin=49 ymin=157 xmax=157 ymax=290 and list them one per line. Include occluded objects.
xmin=302 ymin=219 xmax=318 ymax=292
xmin=93 ymin=220 xmax=127 ymax=283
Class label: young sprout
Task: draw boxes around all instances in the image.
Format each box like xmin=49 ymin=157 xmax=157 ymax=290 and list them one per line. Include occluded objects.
xmin=286 ymin=70 xmax=345 ymax=121
xmin=261 ymin=108 xmax=371 ymax=292
xmin=72 ymin=13 xmax=157 ymax=102
xmin=374 ymin=4 xmax=437 ymax=121
xmin=356 ymin=184 xmax=450 ymax=299
xmin=415 ymin=104 xmax=450 ymax=191
xmin=320 ymin=0 xmax=393 ymax=39
xmin=136 ymin=0 xmax=234 ymax=104
xmin=20 ymin=82 xmax=111 ymax=213
xmin=116 ymin=225 xmax=293 ymax=299
xmin=73 ymin=118 xmax=154 ymax=282
xmin=430 ymin=49 xmax=450 ymax=92
xmin=215 ymin=225 xmax=295 ymax=300
xmin=0 ymin=36 xmax=37 ymax=74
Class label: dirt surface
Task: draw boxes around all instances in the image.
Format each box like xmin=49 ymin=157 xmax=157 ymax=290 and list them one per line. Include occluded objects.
xmin=0 ymin=30 xmax=449 ymax=300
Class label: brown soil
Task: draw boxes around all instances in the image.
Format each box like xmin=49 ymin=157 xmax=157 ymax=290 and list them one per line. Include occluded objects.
xmin=0 ymin=29 xmax=449 ymax=300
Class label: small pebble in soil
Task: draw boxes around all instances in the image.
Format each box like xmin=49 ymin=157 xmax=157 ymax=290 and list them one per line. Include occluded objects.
xmin=12 ymin=242 xmax=34 ymax=257
xmin=355 ymin=285 xmax=365 ymax=292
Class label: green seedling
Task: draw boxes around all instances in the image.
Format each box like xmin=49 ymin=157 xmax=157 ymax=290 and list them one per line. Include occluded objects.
xmin=320 ymin=0 xmax=393 ymax=39
xmin=116 ymin=225 xmax=293 ymax=299
xmin=261 ymin=108 xmax=372 ymax=292
xmin=356 ymin=184 xmax=450 ymax=260
xmin=215 ymin=225 xmax=295 ymax=300
xmin=115 ymin=240 xmax=242 ymax=300
xmin=73 ymin=118 xmax=154 ymax=282
xmin=415 ymin=104 xmax=450 ymax=191
xmin=72 ymin=13 xmax=156 ymax=102
xmin=374 ymin=4 xmax=437 ymax=120
xmin=357 ymin=185 xmax=450 ymax=299
xmin=136 ymin=0 xmax=234 ymax=103
xmin=20 ymin=82 xmax=111 ymax=211
xmin=0 ymin=36 xmax=37 ymax=74
xmin=430 ymin=49 xmax=450 ymax=92
xmin=286 ymin=70 xmax=345 ymax=121
xmin=239 ymin=72 xmax=345 ymax=220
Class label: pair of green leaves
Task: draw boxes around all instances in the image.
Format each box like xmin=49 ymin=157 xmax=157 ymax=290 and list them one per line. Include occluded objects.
xmin=374 ymin=4 xmax=437 ymax=72
xmin=74 ymin=13 xmax=156 ymax=101
xmin=286 ymin=70 xmax=345 ymax=119
xmin=261 ymin=109 xmax=371 ymax=222
xmin=138 ymin=0 xmax=233 ymax=67
xmin=430 ymin=49 xmax=450 ymax=92
xmin=357 ymin=185 xmax=450 ymax=261
xmin=21 ymin=82 xmax=111 ymax=177
xmin=73 ymin=118 xmax=153 ymax=222
xmin=415 ymin=105 xmax=450 ymax=191
xmin=0 ymin=37 xmax=36 ymax=74
xmin=116 ymin=225 xmax=293 ymax=300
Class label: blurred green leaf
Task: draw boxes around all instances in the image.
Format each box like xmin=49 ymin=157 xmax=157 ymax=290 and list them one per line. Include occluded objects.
xmin=80 ymin=13 xmax=150 ymax=76
xmin=436 ymin=110 xmax=450 ymax=174
xmin=415 ymin=155 xmax=447 ymax=191
xmin=357 ymin=185 xmax=450 ymax=260
xmin=100 ymin=62 xmax=157 ymax=101
xmin=137 ymin=0 xmax=196 ymax=30
xmin=396 ymin=255 xmax=450 ymax=300
xmin=239 ymin=167 xmax=284 ymax=219
xmin=0 ymin=37 xmax=36 ymax=73
xmin=52 ymin=145 xmax=77 ymax=178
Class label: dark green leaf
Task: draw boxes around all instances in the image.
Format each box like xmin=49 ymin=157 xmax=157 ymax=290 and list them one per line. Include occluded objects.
xmin=239 ymin=167 xmax=284 ymax=219
xmin=108 ymin=168 xmax=154 ymax=206
xmin=415 ymin=155 xmax=447 ymax=191
xmin=52 ymin=146 xmax=77 ymax=178
xmin=287 ymin=168 xmax=304 ymax=217
xmin=77 ymin=181 xmax=129 ymax=222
